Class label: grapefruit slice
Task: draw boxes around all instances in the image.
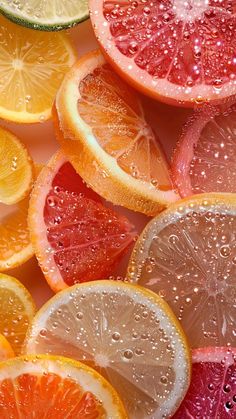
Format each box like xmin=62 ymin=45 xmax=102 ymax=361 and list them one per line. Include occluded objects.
xmin=89 ymin=0 xmax=236 ymax=106
xmin=172 ymin=102 xmax=236 ymax=197
xmin=54 ymin=49 xmax=178 ymax=216
xmin=25 ymin=280 xmax=191 ymax=418
xmin=29 ymin=150 xmax=136 ymax=292
xmin=174 ymin=347 xmax=236 ymax=417
xmin=0 ymin=354 xmax=127 ymax=418
xmin=0 ymin=273 xmax=35 ymax=355
xmin=127 ymin=193 xmax=236 ymax=348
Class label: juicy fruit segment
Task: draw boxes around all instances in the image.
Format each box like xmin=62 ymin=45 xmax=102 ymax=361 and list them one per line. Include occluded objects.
xmin=0 ymin=355 xmax=127 ymax=418
xmin=90 ymin=0 xmax=236 ymax=104
xmin=174 ymin=347 xmax=236 ymax=417
xmin=0 ymin=273 xmax=35 ymax=355
xmin=0 ymin=0 xmax=89 ymax=30
xmin=172 ymin=103 xmax=236 ymax=196
xmin=29 ymin=151 xmax=136 ymax=292
xmin=0 ymin=15 xmax=76 ymax=123
xmin=0 ymin=334 xmax=14 ymax=361
xmin=127 ymin=193 xmax=236 ymax=348
xmin=25 ymin=281 xmax=191 ymax=418
xmin=0 ymin=128 xmax=33 ymax=205
xmin=55 ymin=50 xmax=178 ymax=216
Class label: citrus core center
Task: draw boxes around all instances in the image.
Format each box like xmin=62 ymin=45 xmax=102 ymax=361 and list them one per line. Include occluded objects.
xmin=173 ymin=0 xmax=209 ymax=22
xmin=12 ymin=59 xmax=24 ymax=70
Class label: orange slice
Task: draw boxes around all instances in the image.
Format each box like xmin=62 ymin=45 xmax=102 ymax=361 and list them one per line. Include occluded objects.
xmin=0 ymin=273 xmax=35 ymax=355
xmin=54 ymin=49 xmax=178 ymax=216
xmin=0 ymin=334 xmax=14 ymax=361
xmin=0 ymin=15 xmax=76 ymax=123
xmin=25 ymin=280 xmax=191 ymax=418
xmin=127 ymin=193 xmax=236 ymax=348
xmin=0 ymin=165 xmax=42 ymax=271
xmin=0 ymin=354 xmax=127 ymax=418
xmin=0 ymin=127 xmax=33 ymax=205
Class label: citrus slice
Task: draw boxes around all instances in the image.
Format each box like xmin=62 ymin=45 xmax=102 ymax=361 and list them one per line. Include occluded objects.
xmin=89 ymin=0 xmax=236 ymax=106
xmin=0 ymin=15 xmax=76 ymax=123
xmin=0 ymin=334 xmax=14 ymax=361
xmin=0 ymin=273 xmax=35 ymax=355
xmin=0 ymin=0 xmax=89 ymax=31
xmin=0 ymin=127 xmax=33 ymax=205
xmin=0 ymin=165 xmax=42 ymax=271
xmin=127 ymin=193 xmax=236 ymax=348
xmin=54 ymin=49 xmax=178 ymax=216
xmin=174 ymin=347 xmax=236 ymax=417
xmin=25 ymin=280 xmax=191 ymax=418
xmin=0 ymin=354 xmax=127 ymax=418
xmin=29 ymin=151 xmax=136 ymax=293
xmin=172 ymin=102 xmax=236 ymax=197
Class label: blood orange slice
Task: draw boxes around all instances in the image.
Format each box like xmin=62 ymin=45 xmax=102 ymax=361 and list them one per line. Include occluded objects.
xmin=89 ymin=0 xmax=236 ymax=106
xmin=173 ymin=347 xmax=236 ymax=417
xmin=29 ymin=150 xmax=136 ymax=292
xmin=172 ymin=102 xmax=236 ymax=197
xmin=0 ymin=354 xmax=127 ymax=418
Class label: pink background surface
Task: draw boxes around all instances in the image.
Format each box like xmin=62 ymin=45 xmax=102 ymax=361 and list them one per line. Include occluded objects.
xmin=1 ymin=20 xmax=192 ymax=308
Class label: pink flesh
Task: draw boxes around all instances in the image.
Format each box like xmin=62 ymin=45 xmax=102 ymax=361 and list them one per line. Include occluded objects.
xmin=172 ymin=104 xmax=236 ymax=196
xmin=103 ymin=0 xmax=236 ymax=87
xmin=174 ymin=350 xmax=236 ymax=418
xmin=43 ymin=162 xmax=136 ymax=286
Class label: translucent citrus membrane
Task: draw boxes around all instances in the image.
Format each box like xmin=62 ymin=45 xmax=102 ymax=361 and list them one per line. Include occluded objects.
xmin=42 ymin=159 xmax=136 ymax=286
xmin=0 ymin=15 xmax=76 ymax=122
xmin=103 ymin=0 xmax=236 ymax=88
xmin=172 ymin=103 xmax=236 ymax=196
xmin=25 ymin=281 xmax=191 ymax=418
xmin=127 ymin=195 xmax=236 ymax=348
xmin=78 ymin=64 xmax=172 ymax=191
xmin=174 ymin=347 xmax=236 ymax=417
xmin=0 ymin=129 xmax=33 ymax=205
xmin=0 ymin=334 xmax=14 ymax=361
xmin=0 ymin=274 xmax=35 ymax=355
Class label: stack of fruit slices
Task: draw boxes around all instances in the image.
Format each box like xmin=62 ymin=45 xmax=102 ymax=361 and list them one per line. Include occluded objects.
xmin=0 ymin=0 xmax=235 ymax=417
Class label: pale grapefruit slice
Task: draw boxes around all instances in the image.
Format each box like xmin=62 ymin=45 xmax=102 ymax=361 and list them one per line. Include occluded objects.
xmin=0 ymin=354 xmax=127 ymax=418
xmin=89 ymin=0 xmax=236 ymax=106
xmin=172 ymin=102 xmax=236 ymax=196
xmin=29 ymin=150 xmax=136 ymax=292
xmin=54 ymin=49 xmax=178 ymax=216
xmin=174 ymin=347 xmax=236 ymax=417
xmin=25 ymin=280 xmax=191 ymax=418
xmin=127 ymin=193 xmax=236 ymax=348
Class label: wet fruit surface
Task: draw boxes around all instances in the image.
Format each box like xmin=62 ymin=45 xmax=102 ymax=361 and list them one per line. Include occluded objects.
xmin=173 ymin=347 xmax=236 ymax=418
xmin=25 ymin=281 xmax=191 ymax=418
xmin=127 ymin=194 xmax=236 ymax=348
xmin=90 ymin=0 xmax=236 ymax=103
xmin=172 ymin=102 xmax=236 ymax=196
xmin=29 ymin=152 xmax=136 ymax=291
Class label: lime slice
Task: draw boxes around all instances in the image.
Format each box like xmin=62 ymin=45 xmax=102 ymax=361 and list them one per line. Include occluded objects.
xmin=0 ymin=0 xmax=88 ymax=31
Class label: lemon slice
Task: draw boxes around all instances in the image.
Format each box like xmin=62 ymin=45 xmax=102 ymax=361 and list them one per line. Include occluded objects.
xmin=127 ymin=193 xmax=236 ymax=348
xmin=0 ymin=354 xmax=127 ymax=418
xmin=0 ymin=16 xmax=76 ymax=123
xmin=0 ymin=273 xmax=35 ymax=355
xmin=0 ymin=333 xmax=14 ymax=361
xmin=25 ymin=280 xmax=191 ymax=418
xmin=0 ymin=127 xmax=33 ymax=205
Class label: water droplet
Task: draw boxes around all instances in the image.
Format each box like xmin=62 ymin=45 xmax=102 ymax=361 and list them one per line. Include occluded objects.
xmin=112 ymin=332 xmax=120 ymax=341
xmin=123 ymin=349 xmax=133 ymax=360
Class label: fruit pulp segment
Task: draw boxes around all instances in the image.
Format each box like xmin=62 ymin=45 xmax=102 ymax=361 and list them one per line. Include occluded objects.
xmin=103 ymin=0 xmax=236 ymax=87
xmin=0 ymin=373 xmax=104 ymax=418
xmin=174 ymin=351 xmax=236 ymax=417
xmin=78 ymin=64 xmax=172 ymax=190
xmin=189 ymin=107 xmax=236 ymax=194
xmin=44 ymin=162 xmax=135 ymax=285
